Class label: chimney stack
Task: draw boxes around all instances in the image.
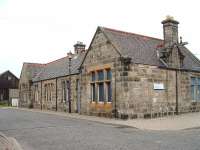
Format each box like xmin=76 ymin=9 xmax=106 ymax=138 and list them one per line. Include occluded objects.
xmin=162 ymin=16 xmax=179 ymax=47
xmin=74 ymin=41 xmax=86 ymax=54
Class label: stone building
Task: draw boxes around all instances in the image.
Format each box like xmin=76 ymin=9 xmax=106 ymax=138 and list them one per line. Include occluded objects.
xmin=19 ymin=42 xmax=85 ymax=112
xmin=19 ymin=17 xmax=200 ymax=118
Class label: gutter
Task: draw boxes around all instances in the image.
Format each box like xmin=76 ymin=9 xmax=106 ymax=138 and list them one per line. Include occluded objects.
xmin=33 ymin=73 xmax=79 ymax=83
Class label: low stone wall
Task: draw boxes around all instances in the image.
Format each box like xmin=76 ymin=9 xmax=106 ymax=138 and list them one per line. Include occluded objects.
xmin=117 ymin=102 xmax=200 ymax=119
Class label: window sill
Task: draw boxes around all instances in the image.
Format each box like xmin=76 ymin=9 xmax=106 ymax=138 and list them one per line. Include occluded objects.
xmin=105 ymin=80 xmax=111 ymax=82
xmin=95 ymin=81 xmax=104 ymax=83
xmin=90 ymin=101 xmax=112 ymax=104
xmin=90 ymin=80 xmax=111 ymax=83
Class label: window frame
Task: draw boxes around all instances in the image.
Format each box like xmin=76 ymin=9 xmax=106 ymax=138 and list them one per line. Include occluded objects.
xmin=97 ymin=70 xmax=104 ymax=81
xmin=191 ymin=77 xmax=200 ymax=102
xmin=90 ymin=83 xmax=95 ymax=102
xmin=98 ymin=82 xmax=104 ymax=102
xmin=62 ymin=81 xmax=69 ymax=103
xmin=34 ymin=84 xmax=39 ymax=102
xmin=106 ymin=69 xmax=112 ymax=80
xmin=106 ymin=82 xmax=112 ymax=102
xmin=90 ymin=68 xmax=112 ymax=103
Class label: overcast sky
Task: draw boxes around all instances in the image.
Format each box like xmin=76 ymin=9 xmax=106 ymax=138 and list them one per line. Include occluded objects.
xmin=0 ymin=0 xmax=200 ymax=77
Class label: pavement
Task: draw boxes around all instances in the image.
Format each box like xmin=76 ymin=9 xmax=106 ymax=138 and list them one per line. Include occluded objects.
xmin=7 ymin=107 xmax=200 ymax=131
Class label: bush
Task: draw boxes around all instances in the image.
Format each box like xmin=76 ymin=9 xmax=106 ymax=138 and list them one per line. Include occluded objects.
xmin=0 ymin=101 xmax=8 ymax=107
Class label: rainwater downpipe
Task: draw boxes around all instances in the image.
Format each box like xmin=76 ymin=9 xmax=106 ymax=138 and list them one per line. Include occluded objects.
xmin=175 ymin=69 xmax=179 ymax=115
xmin=40 ymin=81 xmax=42 ymax=110
xmin=114 ymin=59 xmax=117 ymax=118
xmin=56 ymin=78 xmax=57 ymax=111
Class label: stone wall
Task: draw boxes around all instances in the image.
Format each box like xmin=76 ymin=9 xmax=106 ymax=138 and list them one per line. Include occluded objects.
xmin=57 ymin=75 xmax=79 ymax=113
xmin=80 ymin=29 xmax=120 ymax=117
xmin=19 ymin=64 xmax=35 ymax=108
xmin=19 ymin=82 xmax=31 ymax=108
xmin=32 ymin=75 xmax=79 ymax=113
xmin=116 ymin=61 xmax=200 ymax=118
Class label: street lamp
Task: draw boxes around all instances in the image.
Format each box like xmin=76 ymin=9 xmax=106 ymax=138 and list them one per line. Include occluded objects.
xmin=68 ymin=54 xmax=72 ymax=113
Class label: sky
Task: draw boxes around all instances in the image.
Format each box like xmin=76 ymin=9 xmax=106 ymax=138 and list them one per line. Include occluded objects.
xmin=0 ymin=0 xmax=200 ymax=78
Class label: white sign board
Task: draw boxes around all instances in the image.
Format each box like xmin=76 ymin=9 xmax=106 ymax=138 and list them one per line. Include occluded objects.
xmin=153 ymin=83 xmax=164 ymax=90
xmin=12 ymin=98 xmax=19 ymax=107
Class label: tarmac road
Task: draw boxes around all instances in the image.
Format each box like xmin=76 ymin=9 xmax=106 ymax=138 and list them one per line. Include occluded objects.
xmin=0 ymin=108 xmax=200 ymax=150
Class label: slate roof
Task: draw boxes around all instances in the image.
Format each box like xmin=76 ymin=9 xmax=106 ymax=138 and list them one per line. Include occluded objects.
xmin=32 ymin=53 xmax=85 ymax=82
xmin=21 ymin=63 xmax=44 ymax=80
xmin=180 ymin=46 xmax=200 ymax=71
xmin=28 ymin=26 xmax=200 ymax=82
xmin=100 ymin=27 xmax=200 ymax=71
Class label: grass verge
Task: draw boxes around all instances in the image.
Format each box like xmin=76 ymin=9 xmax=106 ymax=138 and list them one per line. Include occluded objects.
xmin=0 ymin=101 xmax=9 ymax=107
